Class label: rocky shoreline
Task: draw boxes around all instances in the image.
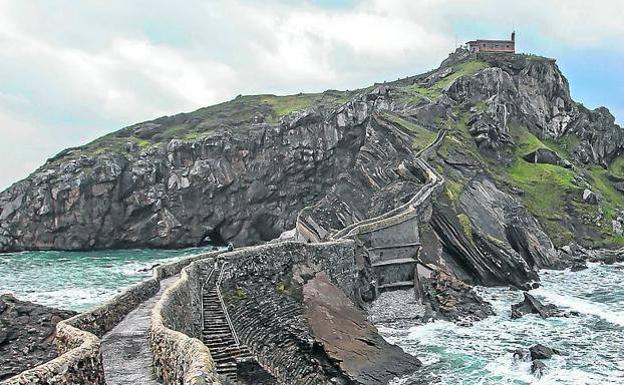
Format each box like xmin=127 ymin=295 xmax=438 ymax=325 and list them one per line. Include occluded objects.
xmin=0 ymin=294 xmax=76 ymax=381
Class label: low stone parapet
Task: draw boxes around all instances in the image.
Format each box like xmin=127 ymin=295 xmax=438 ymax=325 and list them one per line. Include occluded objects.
xmin=2 ymin=250 xmax=220 ymax=385
xmin=2 ymin=320 xmax=103 ymax=385
xmin=150 ymin=257 xmax=220 ymax=385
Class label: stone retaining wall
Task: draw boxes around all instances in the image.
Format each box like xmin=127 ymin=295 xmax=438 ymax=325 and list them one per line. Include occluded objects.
xmin=2 ymin=320 xmax=103 ymax=385
xmin=217 ymin=241 xmax=357 ymax=384
xmin=214 ymin=241 xmax=357 ymax=302
xmin=149 ymin=240 xmax=357 ymax=385
xmin=2 ymin=251 xmax=219 ymax=385
xmin=150 ymin=260 xmax=220 ymax=385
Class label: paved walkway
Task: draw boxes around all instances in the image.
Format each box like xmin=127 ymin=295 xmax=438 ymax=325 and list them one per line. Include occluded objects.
xmin=100 ymin=276 xmax=178 ymax=385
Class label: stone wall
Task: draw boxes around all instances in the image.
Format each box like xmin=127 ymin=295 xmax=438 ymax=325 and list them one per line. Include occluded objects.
xmin=215 ymin=241 xmax=357 ymax=385
xmin=213 ymin=241 xmax=357 ymax=302
xmin=2 ymin=250 xmax=219 ymax=385
xmin=1 ymin=320 xmax=103 ymax=385
xmin=148 ymin=240 xmax=358 ymax=384
xmin=150 ymin=259 xmax=220 ymax=385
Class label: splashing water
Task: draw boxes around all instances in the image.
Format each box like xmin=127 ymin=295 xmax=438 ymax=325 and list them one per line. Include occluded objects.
xmin=375 ymin=262 xmax=624 ymax=385
xmin=0 ymin=247 xmax=215 ymax=311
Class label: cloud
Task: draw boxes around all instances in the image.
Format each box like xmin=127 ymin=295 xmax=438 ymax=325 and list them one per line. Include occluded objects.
xmin=0 ymin=0 xmax=622 ymax=189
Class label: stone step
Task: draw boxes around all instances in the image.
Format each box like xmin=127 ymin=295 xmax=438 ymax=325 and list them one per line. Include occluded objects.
xmin=371 ymin=257 xmax=418 ymax=267
xmin=378 ymin=281 xmax=415 ymax=289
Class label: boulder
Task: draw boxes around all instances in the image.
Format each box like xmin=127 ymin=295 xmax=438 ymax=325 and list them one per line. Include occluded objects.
xmin=419 ymin=269 xmax=495 ymax=324
xmin=582 ymin=189 xmax=598 ymax=204
xmin=529 ymin=344 xmax=559 ymax=360
xmin=511 ymin=292 xmax=562 ymax=319
xmin=512 ymin=348 xmax=526 ymax=360
xmin=570 ymin=260 xmax=588 ymax=272
xmin=613 ymin=181 xmax=624 ymax=193
xmin=522 ymin=148 xmax=568 ymax=168
xmin=531 ymin=360 xmax=547 ymax=376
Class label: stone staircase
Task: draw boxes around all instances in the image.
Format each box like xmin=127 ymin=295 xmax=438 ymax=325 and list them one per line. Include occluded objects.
xmin=296 ymin=128 xmax=447 ymax=294
xmin=228 ymin=282 xmax=331 ymax=385
xmin=201 ymin=266 xmax=253 ymax=383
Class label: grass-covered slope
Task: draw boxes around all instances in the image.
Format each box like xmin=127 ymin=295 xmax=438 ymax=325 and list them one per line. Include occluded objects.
xmin=47 ymin=90 xmax=356 ymax=164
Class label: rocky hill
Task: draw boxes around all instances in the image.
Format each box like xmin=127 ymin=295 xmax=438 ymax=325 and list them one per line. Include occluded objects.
xmin=1 ymin=48 xmax=623 ymax=271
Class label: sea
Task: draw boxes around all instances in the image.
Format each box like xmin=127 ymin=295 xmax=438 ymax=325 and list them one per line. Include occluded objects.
xmin=0 ymin=247 xmax=215 ymax=311
xmin=1 ymin=250 xmax=622 ymax=384
xmin=376 ymin=262 xmax=624 ymax=385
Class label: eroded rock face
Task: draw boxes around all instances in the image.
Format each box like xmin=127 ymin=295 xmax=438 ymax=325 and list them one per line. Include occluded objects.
xmin=418 ymin=268 xmax=494 ymax=324
xmin=447 ymin=54 xmax=624 ymax=166
xmin=0 ymin=92 xmax=425 ymax=252
xmin=303 ymin=272 xmax=421 ymax=384
xmin=0 ymin=294 xmax=77 ymax=381
xmin=2 ymin=51 xmax=622 ymax=256
xmin=419 ymin=175 xmax=560 ymax=289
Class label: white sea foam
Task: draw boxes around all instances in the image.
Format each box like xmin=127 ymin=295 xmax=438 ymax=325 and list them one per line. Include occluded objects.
xmin=373 ymin=264 xmax=624 ymax=385
xmin=532 ymin=287 xmax=624 ymax=327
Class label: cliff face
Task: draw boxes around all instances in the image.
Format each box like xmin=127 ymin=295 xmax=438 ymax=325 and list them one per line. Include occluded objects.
xmin=0 ymin=92 xmax=421 ymax=251
xmin=1 ymin=50 xmax=623 ymax=284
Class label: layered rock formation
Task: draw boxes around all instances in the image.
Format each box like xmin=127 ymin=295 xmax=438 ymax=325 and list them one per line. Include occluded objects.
xmin=1 ymin=50 xmax=623 ymax=293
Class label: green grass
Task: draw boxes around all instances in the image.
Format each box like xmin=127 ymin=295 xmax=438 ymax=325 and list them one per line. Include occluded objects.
xmin=261 ymin=94 xmax=318 ymax=118
xmin=399 ymin=60 xmax=489 ymax=104
xmin=401 ymin=84 xmax=440 ymax=101
xmin=588 ymin=166 xmax=624 ymax=207
xmin=233 ymin=287 xmax=246 ymax=301
xmin=512 ymin=126 xmax=548 ymax=155
xmin=48 ymin=89 xmax=356 ymax=164
xmin=457 ymin=213 xmax=474 ymax=241
xmin=445 ymin=179 xmax=465 ymax=205
xmin=381 ymin=112 xmax=437 ymax=151
xmin=261 ymin=90 xmax=354 ymax=122
xmin=436 ymin=61 xmax=489 ymax=90
xmin=608 ymin=156 xmax=624 ymax=180
xmin=275 ymin=281 xmax=287 ymax=294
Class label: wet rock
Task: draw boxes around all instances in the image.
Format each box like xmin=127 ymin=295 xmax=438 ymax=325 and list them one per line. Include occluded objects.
xmin=137 ymin=263 xmax=161 ymax=273
xmin=529 ymin=344 xmax=559 ymax=360
xmin=304 ymin=272 xmax=421 ymax=384
xmin=420 ymin=269 xmax=495 ymax=324
xmin=0 ymin=294 xmax=76 ymax=381
xmin=531 ymin=360 xmax=547 ymax=376
xmin=512 ymin=348 xmax=526 ymax=360
xmin=511 ymin=292 xmax=562 ymax=319
xmin=570 ymin=260 xmax=588 ymax=272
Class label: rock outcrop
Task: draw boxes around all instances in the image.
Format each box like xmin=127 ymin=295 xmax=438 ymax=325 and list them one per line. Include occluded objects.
xmin=510 ymin=292 xmax=575 ymax=319
xmin=529 ymin=344 xmax=559 ymax=360
xmin=1 ymin=51 xmax=623 ymax=301
xmin=0 ymin=294 xmax=76 ymax=381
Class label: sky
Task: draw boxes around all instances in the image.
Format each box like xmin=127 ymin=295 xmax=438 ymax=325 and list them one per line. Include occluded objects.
xmin=0 ymin=0 xmax=623 ymax=190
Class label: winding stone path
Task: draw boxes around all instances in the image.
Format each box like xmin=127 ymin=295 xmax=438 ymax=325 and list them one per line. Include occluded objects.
xmin=100 ymin=276 xmax=178 ymax=385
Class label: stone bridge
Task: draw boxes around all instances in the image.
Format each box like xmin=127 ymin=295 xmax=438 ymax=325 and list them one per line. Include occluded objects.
xmin=2 ymin=129 xmax=445 ymax=385
xmin=296 ymin=129 xmax=446 ymax=295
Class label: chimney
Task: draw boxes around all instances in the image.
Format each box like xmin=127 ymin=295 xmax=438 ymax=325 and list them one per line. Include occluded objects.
xmin=511 ymin=31 xmax=516 ymax=42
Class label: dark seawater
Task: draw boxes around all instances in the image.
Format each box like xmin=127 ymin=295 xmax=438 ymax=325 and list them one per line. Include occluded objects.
xmin=0 ymin=247 xmax=215 ymax=311
xmin=374 ymin=262 xmax=624 ymax=385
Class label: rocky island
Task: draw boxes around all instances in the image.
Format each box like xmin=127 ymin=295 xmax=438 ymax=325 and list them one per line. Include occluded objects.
xmin=1 ymin=47 xmax=623 ymax=384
